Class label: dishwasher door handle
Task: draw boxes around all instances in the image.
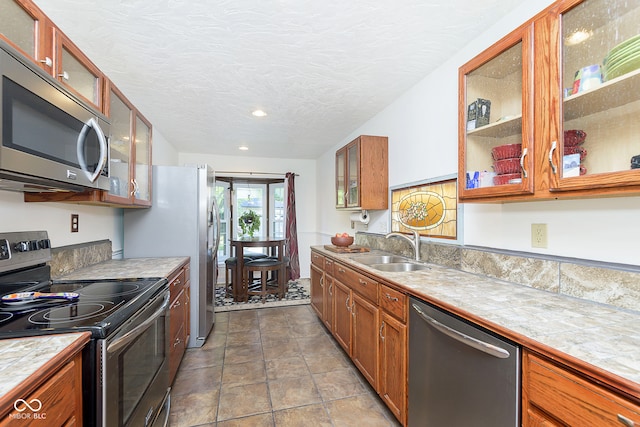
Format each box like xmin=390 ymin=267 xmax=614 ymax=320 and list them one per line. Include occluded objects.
xmin=412 ymin=303 xmax=511 ymax=359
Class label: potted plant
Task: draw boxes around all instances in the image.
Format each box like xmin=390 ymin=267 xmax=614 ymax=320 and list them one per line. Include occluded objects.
xmin=239 ymin=210 xmax=261 ymax=237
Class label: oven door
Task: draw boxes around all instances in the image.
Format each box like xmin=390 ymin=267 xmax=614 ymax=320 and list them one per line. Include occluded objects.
xmin=100 ymin=289 xmax=170 ymax=427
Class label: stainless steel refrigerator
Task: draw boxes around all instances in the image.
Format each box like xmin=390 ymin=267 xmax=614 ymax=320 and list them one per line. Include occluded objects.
xmin=123 ymin=164 xmax=219 ymax=348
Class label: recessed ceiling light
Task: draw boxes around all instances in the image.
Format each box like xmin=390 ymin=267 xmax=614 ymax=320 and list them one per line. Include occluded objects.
xmin=238 ymin=146 xmax=249 ymax=151
xmin=252 ymin=109 xmax=267 ymax=117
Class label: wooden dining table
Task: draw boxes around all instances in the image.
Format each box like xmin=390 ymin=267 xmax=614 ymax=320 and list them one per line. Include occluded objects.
xmin=230 ymin=236 xmax=285 ymax=301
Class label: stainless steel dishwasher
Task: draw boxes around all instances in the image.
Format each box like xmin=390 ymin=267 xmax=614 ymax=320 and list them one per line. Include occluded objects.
xmin=409 ymin=297 xmax=520 ymax=426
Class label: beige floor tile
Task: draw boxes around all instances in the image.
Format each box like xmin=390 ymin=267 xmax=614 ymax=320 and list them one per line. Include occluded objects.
xmin=303 ymin=351 xmax=351 ymax=374
xmin=287 ymin=321 xmax=327 ymax=338
xmin=226 ymin=328 xmax=261 ymax=346
xmin=217 ymin=413 xmax=275 ymax=427
xmin=262 ymin=338 xmax=301 ymax=360
xmin=265 ymin=355 xmax=309 ymax=380
xmin=296 ymin=335 xmax=339 ymax=355
xmin=224 ymin=342 xmax=263 ymax=364
xmin=217 ymin=382 xmax=272 ymax=421
xmin=325 ymin=394 xmax=399 ymax=427
xmin=228 ymin=317 xmax=260 ymax=332
xmin=259 ymin=316 xmax=291 ymax=332
xmin=268 ymin=375 xmax=322 ymax=411
xmin=222 ymin=360 xmax=267 ymax=386
xmin=172 ymin=365 xmax=223 ymax=396
xmin=169 ymin=389 xmax=219 ymax=427
xmin=181 ymin=345 xmax=225 ymax=369
xmin=273 ymin=404 xmax=332 ymax=427
xmin=313 ymin=367 xmax=368 ymax=401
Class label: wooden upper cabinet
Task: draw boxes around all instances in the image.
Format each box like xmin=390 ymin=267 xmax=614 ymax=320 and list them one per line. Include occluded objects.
xmin=459 ymin=0 xmax=640 ymax=202
xmin=544 ymin=0 xmax=640 ymax=194
xmin=458 ymin=22 xmax=535 ymax=201
xmin=53 ymin=28 xmax=104 ymax=112
xmin=0 ymin=0 xmax=53 ymax=72
xmin=335 ymin=135 xmax=388 ymax=210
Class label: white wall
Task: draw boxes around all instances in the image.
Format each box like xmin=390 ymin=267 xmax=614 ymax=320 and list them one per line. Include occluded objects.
xmin=179 ymin=152 xmax=317 ymax=278
xmin=152 ymin=128 xmax=180 ymax=166
xmin=316 ymin=0 xmax=640 ymax=267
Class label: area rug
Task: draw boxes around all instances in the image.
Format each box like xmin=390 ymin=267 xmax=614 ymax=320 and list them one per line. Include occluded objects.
xmin=215 ymin=278 xmax=310 ymax=312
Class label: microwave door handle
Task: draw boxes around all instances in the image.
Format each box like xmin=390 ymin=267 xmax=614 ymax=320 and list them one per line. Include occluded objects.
xmin=77 ymin=117 xmax=108 ymax=182
xmin=107 ymin=292 xmax=170 ymax=353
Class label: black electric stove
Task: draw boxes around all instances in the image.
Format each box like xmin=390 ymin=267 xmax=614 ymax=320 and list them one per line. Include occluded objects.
xmin=0 ymin=231 xmax=167 ymax=339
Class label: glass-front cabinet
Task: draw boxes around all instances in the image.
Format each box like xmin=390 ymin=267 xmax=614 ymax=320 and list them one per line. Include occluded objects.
xmin=547 ymin=0 xmax=640 ymax=192
xmin=335 ymin=147 xmax=346 ymax=207
xmin=133 ymin=113 xmax=152 ymax=206
xmin=104 ymin=81 xmax=133 ymax=204
xmin=0 ymin=0 xmax=53 ymax=72
xmin=459 ymin=23 xmax=535 ymax=201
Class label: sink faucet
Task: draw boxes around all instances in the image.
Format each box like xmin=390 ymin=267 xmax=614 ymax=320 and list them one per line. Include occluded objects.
xmin=385 ymin=230 xmax=421 ymax=261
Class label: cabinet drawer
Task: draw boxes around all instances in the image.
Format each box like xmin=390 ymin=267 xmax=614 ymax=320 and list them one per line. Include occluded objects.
xmin=1 ymin=355 xmax=81 ymax=427
xmin=525 ymin=352 xmax=640 ymax=426
xmin=169 ymin=267 xmax=187 ymax=302
xmin=324 ymin=257 xmax=334 ymax=276
xmin=334 ymin=263 xmax=378 ymax=304
xmin=379 ymin=285 xmax=406 ymax=322
xmin=311 ymin=251 xmax=325 ymax=269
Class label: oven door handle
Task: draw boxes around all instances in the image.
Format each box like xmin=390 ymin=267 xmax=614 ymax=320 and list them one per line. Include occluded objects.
xmin=107 ymin=292 xmax=170 ymax=353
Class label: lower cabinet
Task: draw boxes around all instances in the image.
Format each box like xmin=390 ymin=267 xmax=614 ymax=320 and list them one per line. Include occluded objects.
xmin=522 ymin=350 xmax=640 ymax=426
xmin=310 ymin=250 xmax=408 ymax=426
xmin=168 ymin=260 xmax=190 ymax=384
xmin=0 ymin=351 xmax=83 ymax=427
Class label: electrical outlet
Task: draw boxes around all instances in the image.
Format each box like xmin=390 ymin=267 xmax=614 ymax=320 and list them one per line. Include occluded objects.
xmin=531 ymin=223 xmax=547 ymax=248
xmin=71 ymin=214 xmax=79 ymax=233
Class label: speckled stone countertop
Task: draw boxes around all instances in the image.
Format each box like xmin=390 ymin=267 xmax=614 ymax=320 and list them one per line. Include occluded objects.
xmin=0 ymin=333 xmax=90 ymax=411
xmin=313 ymin=246 xmax=640 ymax=398
xmin=56 ymin=257 xmax=189 ymax=281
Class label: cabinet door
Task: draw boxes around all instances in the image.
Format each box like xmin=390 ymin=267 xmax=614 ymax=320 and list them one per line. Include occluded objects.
xmin=335 ymin=147 xmax=347 ymax=207
xmin=332 ymin=279 xmax=351 ymax=353
xmin=323 ymin=274 xmax=334 ymax=331
xmin=346 ymin=141 xmax=361 ymax=207
xmin=351 ymin=293 xmax=378 ymax=388
xmin=132 ymin=113 xmax=152 ymax=206
xmin=379 ymin=312 xmax=407 ymax=426
xmin=54 ymin=29 xmax=103 ymax=111
xmin=310 ymin=263 xmax=324 ymax=318
xmin=169 ymin=288 xmax=186 ymax=383
xmin=546 ymin=0 xmax=640 ymax=193
xmin=0 ymin=0 xmax=53 ymax=72
xmin=459 ymin=22 xmax=535 ymax=201
xmin=103 ymin=81 xmax=134 ymax=204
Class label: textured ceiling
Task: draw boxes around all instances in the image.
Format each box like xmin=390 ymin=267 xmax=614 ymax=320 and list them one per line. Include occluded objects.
xmin=33 ymin=0 xmax=527 ymax=160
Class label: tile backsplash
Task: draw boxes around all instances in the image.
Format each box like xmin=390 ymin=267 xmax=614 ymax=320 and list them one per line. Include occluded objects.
xmin=356 ymin=232 xmax=640 ymax=313
xmin=50 ymin=239 xmax=112 ymax=279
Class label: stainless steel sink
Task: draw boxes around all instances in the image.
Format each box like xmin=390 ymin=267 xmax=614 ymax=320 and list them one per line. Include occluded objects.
xmin=351 ymin=255 xmax=408 ymax=265
xmin=369 ymin=262 xmax=430 ymax=272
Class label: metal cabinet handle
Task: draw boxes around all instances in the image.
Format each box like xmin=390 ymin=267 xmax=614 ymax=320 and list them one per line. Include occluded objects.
xmin=329 ymin=283 xmax=333 ymax=296
xmin=351 ymin=301 xmax=355 ymax=318
xmin=338 ymin=267 xmax=345 ymax=273
xmin=58 ymin=71 xmax=69 ymax=80
xmin=39 ymin=57 xmax=52 ymax=67
xmin=173 ymin=337 xmax=181 ymax=348
xmin=173 ymin=279 xmax=181 ymax=286
xmin=345 ymin=295 xmax=350 ymax=311
xmin=412 ymin=303 xmax=510 ymax=359
xmin=384 ymin=293 xmax=399 ymax=302
xmin=379 ymin=322 xmax=385 ymax=340
xmin=549 ymin=140 xmax=558 ymax=175
xmin=358 ymin=279 xmax=368 ymax=286
xmin=520 ymin=147 xmax=528 ymax=178
xmin=320 ymin=276 xmax=324 ymax=286
xmin=617 ymin=414 xmax=636 ymax=426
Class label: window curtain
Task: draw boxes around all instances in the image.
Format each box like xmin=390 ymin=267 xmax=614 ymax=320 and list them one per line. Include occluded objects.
xmin=285 ymin=172 xmax=300 ymax=281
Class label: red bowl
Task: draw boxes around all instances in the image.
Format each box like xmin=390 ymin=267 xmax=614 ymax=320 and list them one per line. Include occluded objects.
xmin=493 ymin=173 xmax=521 ymax=186
xmin=493 ymin=158 xmax=521 ymax=174
xmin=564 ymin=130 xmax=587 ymax=146
xmin=492 ymin=144 xmax=522 ymax=160
xmin=331 ymin=235 xmax=354 ymax=247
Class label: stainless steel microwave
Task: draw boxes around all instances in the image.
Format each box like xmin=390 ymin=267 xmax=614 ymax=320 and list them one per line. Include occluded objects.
xmin=0 ymin=40 xmax=110 ymax=193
